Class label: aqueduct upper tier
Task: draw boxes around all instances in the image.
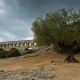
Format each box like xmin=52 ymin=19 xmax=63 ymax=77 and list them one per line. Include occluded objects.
xmin=0 ymin=40 xmax=38 ymax=51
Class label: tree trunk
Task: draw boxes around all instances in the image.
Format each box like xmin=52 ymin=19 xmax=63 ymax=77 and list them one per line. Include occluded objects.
xmin=65 ymin=50 xmax=79 ymax=63
xmin=58 ymin=41 xmax=79 ymax=62
xmin=58 ymin=41 xmax=79 ymax=63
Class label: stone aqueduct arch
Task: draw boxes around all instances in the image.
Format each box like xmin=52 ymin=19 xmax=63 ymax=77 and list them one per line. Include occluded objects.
xmin=0 ymin=40 xmax=38 ymax=51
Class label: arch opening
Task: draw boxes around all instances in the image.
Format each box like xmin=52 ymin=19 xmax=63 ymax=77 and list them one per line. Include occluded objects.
xmin=19 ymin=43 xmax=23 ymax=46
xmin=24 ymin=43 xmax=27 ymax=46
xmin=1 ymin=44 xmax=3 ymax=47
xmin=8 ymin=44 xmax=11 ymax=47
xmin=33 ymin=42 xmax=37 ymax=46
xmin=25 ymin=47 xmax=33 ymax=51
xmin=12 ymin=44 xmax=15 ymax=47
xmin=10 ymin=48 xmax=18 ymax=51
xmin=15 ymin=43 xmax=18 ymax=46
xmin=28 ymin=43 xmax=32 ymax=46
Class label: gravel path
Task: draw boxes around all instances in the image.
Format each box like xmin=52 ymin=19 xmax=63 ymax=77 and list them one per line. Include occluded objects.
xmin=0 ymin=66 xmax=80 ymax=80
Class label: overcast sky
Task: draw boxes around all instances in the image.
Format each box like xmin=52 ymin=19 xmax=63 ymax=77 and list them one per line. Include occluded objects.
xmin=0 ymin=0 xmax=80 ymax=42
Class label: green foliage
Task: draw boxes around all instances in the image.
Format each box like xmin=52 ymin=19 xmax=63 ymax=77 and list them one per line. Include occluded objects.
xmin=0 ymin=48 xmax=7 ymax=58
xmin=54 ymin=45 xmax=80 ymax=54
xmin=53 ymin=45 xmax=65 ymax=53
xmin=6 ymin=48 xmax=21 ymax=58
xmin=32 ymin=8 xmax=80 ymax=47
xmin=22 ymin=49 xmax=35 ymax=55
xmin=32 ymin=8 xmax=80 ymax=63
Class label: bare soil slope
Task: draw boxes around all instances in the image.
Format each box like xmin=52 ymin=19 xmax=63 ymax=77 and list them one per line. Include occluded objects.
xmin=0 ymin=51 xmax=80 ymax=71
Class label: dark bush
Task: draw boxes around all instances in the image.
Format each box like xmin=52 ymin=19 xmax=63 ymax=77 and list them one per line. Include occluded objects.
xmin=22 ymin=49 xmax=35 ymax=55
xmin=74 ymin=46 xmax=80 ymax=54
xmin=6 ymin=48 xmax=21 ymax=58
xmin=54 ymin=45 xmax=80 ymax=54
xmin=0 ymin=48 xmax=7 ymax=58
xmin=53 ymin=45 xmax=65 ymax=53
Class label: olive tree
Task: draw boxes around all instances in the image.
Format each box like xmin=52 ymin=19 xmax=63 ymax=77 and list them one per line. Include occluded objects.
xmin=32 ymin=8 xmax=80 ymax=62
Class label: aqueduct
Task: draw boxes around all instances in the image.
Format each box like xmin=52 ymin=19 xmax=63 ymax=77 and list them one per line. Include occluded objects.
xmin=0 ymin=40 xmax=38 ymax=51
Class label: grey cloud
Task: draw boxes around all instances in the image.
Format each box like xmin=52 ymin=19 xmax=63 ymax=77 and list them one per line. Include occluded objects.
xmin=0 ymin=0 xmax=80 ymax=42
xmin=3 ymin=0 xmax=80 ymax=20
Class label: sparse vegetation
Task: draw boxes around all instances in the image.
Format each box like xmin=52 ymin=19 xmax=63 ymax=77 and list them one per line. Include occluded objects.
xmin=0 ymin=70 xmax=4 ymax=72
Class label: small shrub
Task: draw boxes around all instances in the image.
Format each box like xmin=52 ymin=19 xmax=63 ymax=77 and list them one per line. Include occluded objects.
xmin=0 ymin=70 xmax=4 ymax=72
xmin=6 ymin=48 xmax=21 ymax=58
xmin=22 ymin=49 xmax=35 ymax=55
xmin=26 ymin=49 xmax=34 ymax=53
xmin=0 ymin=49 xmax=7 ymax=58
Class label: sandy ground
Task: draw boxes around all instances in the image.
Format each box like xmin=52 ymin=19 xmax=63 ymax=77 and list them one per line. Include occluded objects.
xmin=0 ymin=51 xmax=80 ymax=80
xmin=0 ymin=51 xmax=65 ymax=70
xmin=0 ymin=51 xmax=80 ymax=70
